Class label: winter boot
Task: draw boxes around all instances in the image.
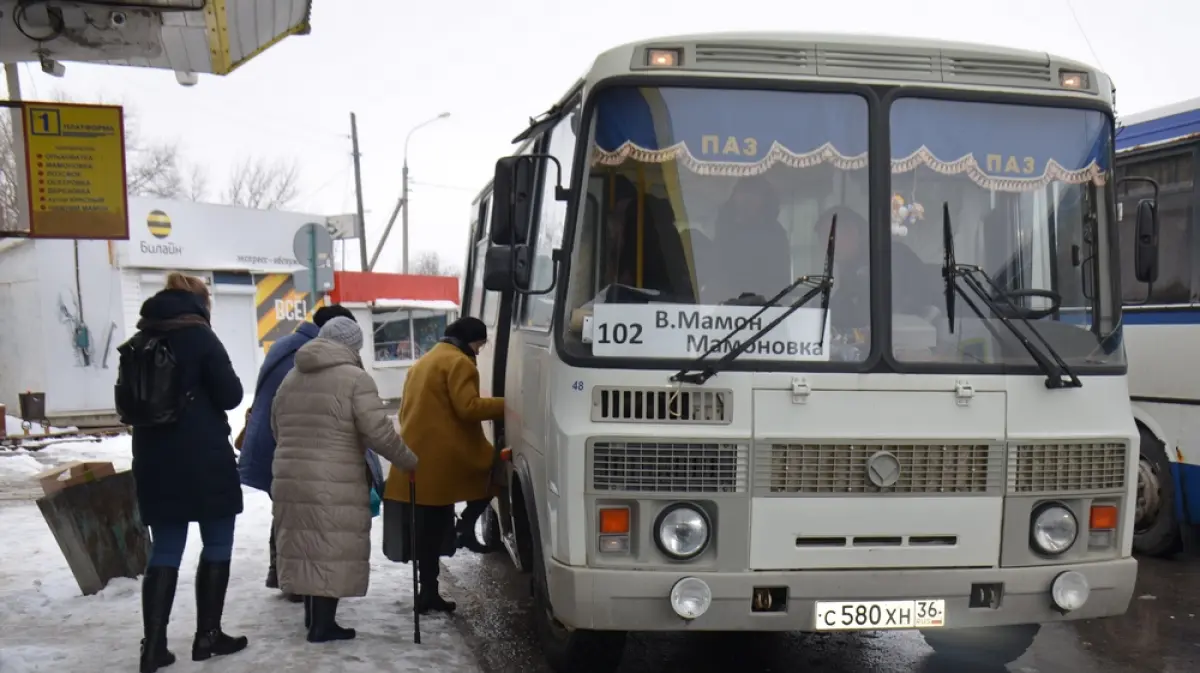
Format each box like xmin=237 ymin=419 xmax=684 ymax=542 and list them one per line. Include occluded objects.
xmin=416 ymin=582 xmax=457 ymax=614
xmin=303 ymin=596 xmax=312 ymax=629
xmin=139 ymin=566 xmax=179 ymax=673
xmin=306 ymin=597 xmax=356 ymax=643
xmin=190 ymin=560 xmax=249 ymax=661
xmin=265 ymin=523 xmax=279 ymax=589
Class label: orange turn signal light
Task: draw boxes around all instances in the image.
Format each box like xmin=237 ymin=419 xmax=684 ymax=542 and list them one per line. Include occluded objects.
xmin=599 ymin=507 xmax=631 ymax=534
xmin=1090 ymin=505 xmax=1118 ymax=531
xmin=499 ymin=448 xmax=512 ymax=462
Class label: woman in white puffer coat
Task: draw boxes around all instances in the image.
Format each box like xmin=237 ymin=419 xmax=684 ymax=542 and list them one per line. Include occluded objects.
xmin=271 ymin=317 xmax=418 ymax=643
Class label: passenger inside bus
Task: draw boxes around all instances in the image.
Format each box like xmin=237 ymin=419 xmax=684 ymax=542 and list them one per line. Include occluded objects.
xmin=598 ymin=175 xmax=693 ymax=300
xmin=691 ymin=176 xmax=793 ymax=303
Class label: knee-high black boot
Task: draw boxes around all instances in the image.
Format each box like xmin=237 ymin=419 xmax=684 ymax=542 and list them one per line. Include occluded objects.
xmin=191 ymin=560 xmax=249 ymax=661
xmin=139 ymin=566 xmax=178 ymax=673
xmin=307 ymin=597 xmax=356 ymax=643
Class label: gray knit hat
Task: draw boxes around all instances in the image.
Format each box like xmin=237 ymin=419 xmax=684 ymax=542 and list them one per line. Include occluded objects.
xmin=318 ymin=316 xmax=363 ymax=352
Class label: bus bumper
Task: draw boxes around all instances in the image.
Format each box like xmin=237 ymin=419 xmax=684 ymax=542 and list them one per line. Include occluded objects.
xmin=546 ymin=557 xmax=1137 ymax=631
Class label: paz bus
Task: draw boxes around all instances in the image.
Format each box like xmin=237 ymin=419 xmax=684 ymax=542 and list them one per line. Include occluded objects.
xmin=1114 ymin=96 xmax=1200 ymax=558
xmin=461 ymin=32 xmax=1150 ymax=672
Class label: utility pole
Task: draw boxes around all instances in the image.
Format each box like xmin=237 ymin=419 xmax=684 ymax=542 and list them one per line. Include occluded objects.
xmin=401 ymin=160 xmax=410 ymax=274
xmin=350 ymin=112 xmax=369 ymax=272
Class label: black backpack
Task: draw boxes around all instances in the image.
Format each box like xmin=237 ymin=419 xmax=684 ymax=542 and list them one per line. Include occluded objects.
xmin=114 ymin=331 xmax=192 ymax=427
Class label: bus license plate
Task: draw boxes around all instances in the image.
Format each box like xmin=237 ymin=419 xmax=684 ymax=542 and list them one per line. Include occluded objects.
xmin=814 ymin=599 xmax=946 ymax=631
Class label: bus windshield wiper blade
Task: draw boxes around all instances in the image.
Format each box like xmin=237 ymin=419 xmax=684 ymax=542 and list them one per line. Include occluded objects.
xmin=940 ymin=202 xmax=1082 ymax=389
xmin=670 ymin=215 xmax=838 ymax=385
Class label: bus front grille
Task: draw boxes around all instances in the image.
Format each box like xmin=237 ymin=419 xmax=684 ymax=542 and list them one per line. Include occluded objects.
xmin=1007 ymin=441 xmax=1129 ymax=494
xmin=592 ymin=386 xmax=732 ymax=424
xmin=756 ymin=443 xmax=1004 ymax=495
xmin=589 ymin=441 xmax=748 ymax=493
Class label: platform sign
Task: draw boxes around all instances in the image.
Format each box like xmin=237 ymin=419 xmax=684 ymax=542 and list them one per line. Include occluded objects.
xmin=21 ymin=102 xmax=129 ymax=240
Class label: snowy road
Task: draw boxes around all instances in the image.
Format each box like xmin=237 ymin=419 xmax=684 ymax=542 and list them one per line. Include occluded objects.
xmin=0 ymin=434 xmax=481 ymax=673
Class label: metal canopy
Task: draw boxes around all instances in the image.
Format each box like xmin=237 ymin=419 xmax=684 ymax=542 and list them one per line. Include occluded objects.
xmin=0 ymin=1 xmax=312 ymax=79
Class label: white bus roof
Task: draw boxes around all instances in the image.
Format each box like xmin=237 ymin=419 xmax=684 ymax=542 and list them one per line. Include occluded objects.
xmin=605 ymin=31 xmax=1065 ymax=63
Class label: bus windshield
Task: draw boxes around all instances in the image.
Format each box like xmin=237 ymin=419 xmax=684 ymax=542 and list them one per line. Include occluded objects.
xmin=888 ymin=98 xmax=1123 ymax=369
xmin=561 ymin=86 xmax=871 ymax=364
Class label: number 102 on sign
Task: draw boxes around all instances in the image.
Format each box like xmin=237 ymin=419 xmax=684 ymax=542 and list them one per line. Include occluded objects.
xmin=814 ymin=599 xmax=945 ymax=631
xmin=593 ymin=321 xmax=644 ymax=346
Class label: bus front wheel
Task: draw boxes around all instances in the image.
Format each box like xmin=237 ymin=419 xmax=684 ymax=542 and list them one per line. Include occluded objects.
xmin=920 ymin=624 xmax=1039 ymax=665
xmin=530 ymin=531 xmax=626 ymax=673
xmin=1133 ymin=425 xmax=1182 ymax=557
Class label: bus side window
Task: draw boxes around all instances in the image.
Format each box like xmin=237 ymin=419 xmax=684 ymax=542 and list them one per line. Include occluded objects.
xmin=522 ymin=107 xmax=579 ymax=329
xmin=1117 ymin=151 xmax=1194 ymax=305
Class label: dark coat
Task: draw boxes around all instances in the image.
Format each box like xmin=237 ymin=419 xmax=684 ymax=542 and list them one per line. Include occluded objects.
xmin=130 ymin=289 xmax=245 ymax=526
xmin=237 ymin=322 xmax=319 ymax=493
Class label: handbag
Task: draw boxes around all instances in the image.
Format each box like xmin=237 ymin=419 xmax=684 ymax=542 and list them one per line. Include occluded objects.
xmin=383 ymin=498 xmax=458 ymax=563
xmin=233 ymin=408 xmax=251 ymax=449
xmin=369 ymin=485 xmax=382 ymax=518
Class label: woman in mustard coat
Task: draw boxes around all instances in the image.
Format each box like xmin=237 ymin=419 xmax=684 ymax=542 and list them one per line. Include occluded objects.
xmin=383 ymin=317 xmax=504 ymax=613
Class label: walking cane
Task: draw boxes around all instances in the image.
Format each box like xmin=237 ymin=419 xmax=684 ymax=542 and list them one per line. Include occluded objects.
xmin=409 ymin=471 xmax=421 ymax=644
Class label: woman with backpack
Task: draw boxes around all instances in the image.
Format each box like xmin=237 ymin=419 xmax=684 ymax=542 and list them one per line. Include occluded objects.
xmin=118 ymin=272 xmax=249 ymax=673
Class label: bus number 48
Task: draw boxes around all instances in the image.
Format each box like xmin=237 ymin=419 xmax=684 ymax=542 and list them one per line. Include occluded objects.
xmin=595 ymin=322 xmax=644 ymax=345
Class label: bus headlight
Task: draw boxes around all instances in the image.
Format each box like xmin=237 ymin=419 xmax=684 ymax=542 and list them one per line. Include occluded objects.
xmin=1031 ymin=503 xmax=1078 ymax=556
xmin=654 ymin=504 xmax=711 ymax=560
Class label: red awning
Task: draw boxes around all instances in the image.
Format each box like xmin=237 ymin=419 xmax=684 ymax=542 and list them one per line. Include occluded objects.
xmin=328 ymin=271 xmax=459 ymax=306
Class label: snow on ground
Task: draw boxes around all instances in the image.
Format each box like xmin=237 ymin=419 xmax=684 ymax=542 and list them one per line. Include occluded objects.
xmin=0 ymin=435 xmax=133 ymax=502
xmin=0 ymin=435 xmax=480 ymax=673
xmin=3 ymin=415 xmax=76 ymax=438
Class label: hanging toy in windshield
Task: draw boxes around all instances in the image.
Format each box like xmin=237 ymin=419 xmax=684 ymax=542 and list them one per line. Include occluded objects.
xmin=891 ymin=193 xmax=925 ymax=237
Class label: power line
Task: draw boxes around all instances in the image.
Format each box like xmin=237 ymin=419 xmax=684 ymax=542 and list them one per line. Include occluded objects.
xmin=408 ymin=180 xmax=475 ymax=193
xmin=1063 ymin=0 xmax=1104 ymax=71
xmin=307 ymin=158 xmax=353 ymax=199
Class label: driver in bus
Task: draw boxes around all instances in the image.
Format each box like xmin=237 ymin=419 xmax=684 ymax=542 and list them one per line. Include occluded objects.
xmin=814 ymin=206 xmax=941 ymax=335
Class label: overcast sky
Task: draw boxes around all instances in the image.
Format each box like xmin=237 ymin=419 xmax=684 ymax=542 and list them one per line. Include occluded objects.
xmin=5 ymin=0 xmax=1198 ymax=274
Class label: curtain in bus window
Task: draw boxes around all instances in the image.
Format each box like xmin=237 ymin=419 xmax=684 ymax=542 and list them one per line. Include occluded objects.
xmin=592 ymin=87 xmax=868 ymax=174
xmin=890 ymin=98 xmax=1110 ymax=192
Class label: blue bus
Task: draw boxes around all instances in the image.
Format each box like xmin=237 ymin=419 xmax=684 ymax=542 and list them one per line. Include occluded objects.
xmin=1115 ymin=96 xmax=1200 ymax=556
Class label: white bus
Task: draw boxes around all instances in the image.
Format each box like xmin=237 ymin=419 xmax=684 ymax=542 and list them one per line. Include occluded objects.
xmin=462 ymin=32 xmax=1147 ymax=672
xmin=1114 ymin=97 xmax=1200 ymax=557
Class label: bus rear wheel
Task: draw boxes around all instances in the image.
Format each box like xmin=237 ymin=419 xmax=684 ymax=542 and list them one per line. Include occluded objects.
xmin=530 ymin=533 xmax=626 ymax=673
xmin=1133 ymin=425 xmax=1182 ymax=557
xmin=920 ymin=624 xmax=1039 ymax=665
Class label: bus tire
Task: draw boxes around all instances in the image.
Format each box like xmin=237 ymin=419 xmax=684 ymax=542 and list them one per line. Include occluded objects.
xmin=481 ymin=501 xmax=503 ymax=551
xmin=920 ymin=624 xmax=1039 ymax=665
xmin=1134 ymin=425 xmax=1182 ymax=557
xmin=530 ymin=520 xmax=626 ymax=673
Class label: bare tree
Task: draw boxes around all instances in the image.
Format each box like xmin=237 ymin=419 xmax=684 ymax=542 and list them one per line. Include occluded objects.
xmin=0 ymin=113 xmax=19 ymax=232
xmin=412 ymin=251 xmax=461 ymax=277
xmin=127 ymin=142 xmax=185 ymax=198
xmin=223 ymin=157 xmax=300 ymax=210
xmin=184 ymin=164 xmax=209 ymax=202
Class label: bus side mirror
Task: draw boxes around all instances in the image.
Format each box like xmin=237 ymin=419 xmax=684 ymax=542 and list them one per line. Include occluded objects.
xmin=489 ymin=156 xmax=537 ymax=246
xmin=482 ymin=244 xmax=531 ymax=292
xmin=489 ymin=153 xmax=566 ymax=246
xmin=1134 ymin=199 xmax=1159 ymax=284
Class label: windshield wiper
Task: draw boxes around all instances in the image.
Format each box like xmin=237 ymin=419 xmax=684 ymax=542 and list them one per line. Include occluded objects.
xmin=670 ymin=215 xmax=838 ymax=385
xmin=940 ymin=202 xmax=1082 ymax=389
